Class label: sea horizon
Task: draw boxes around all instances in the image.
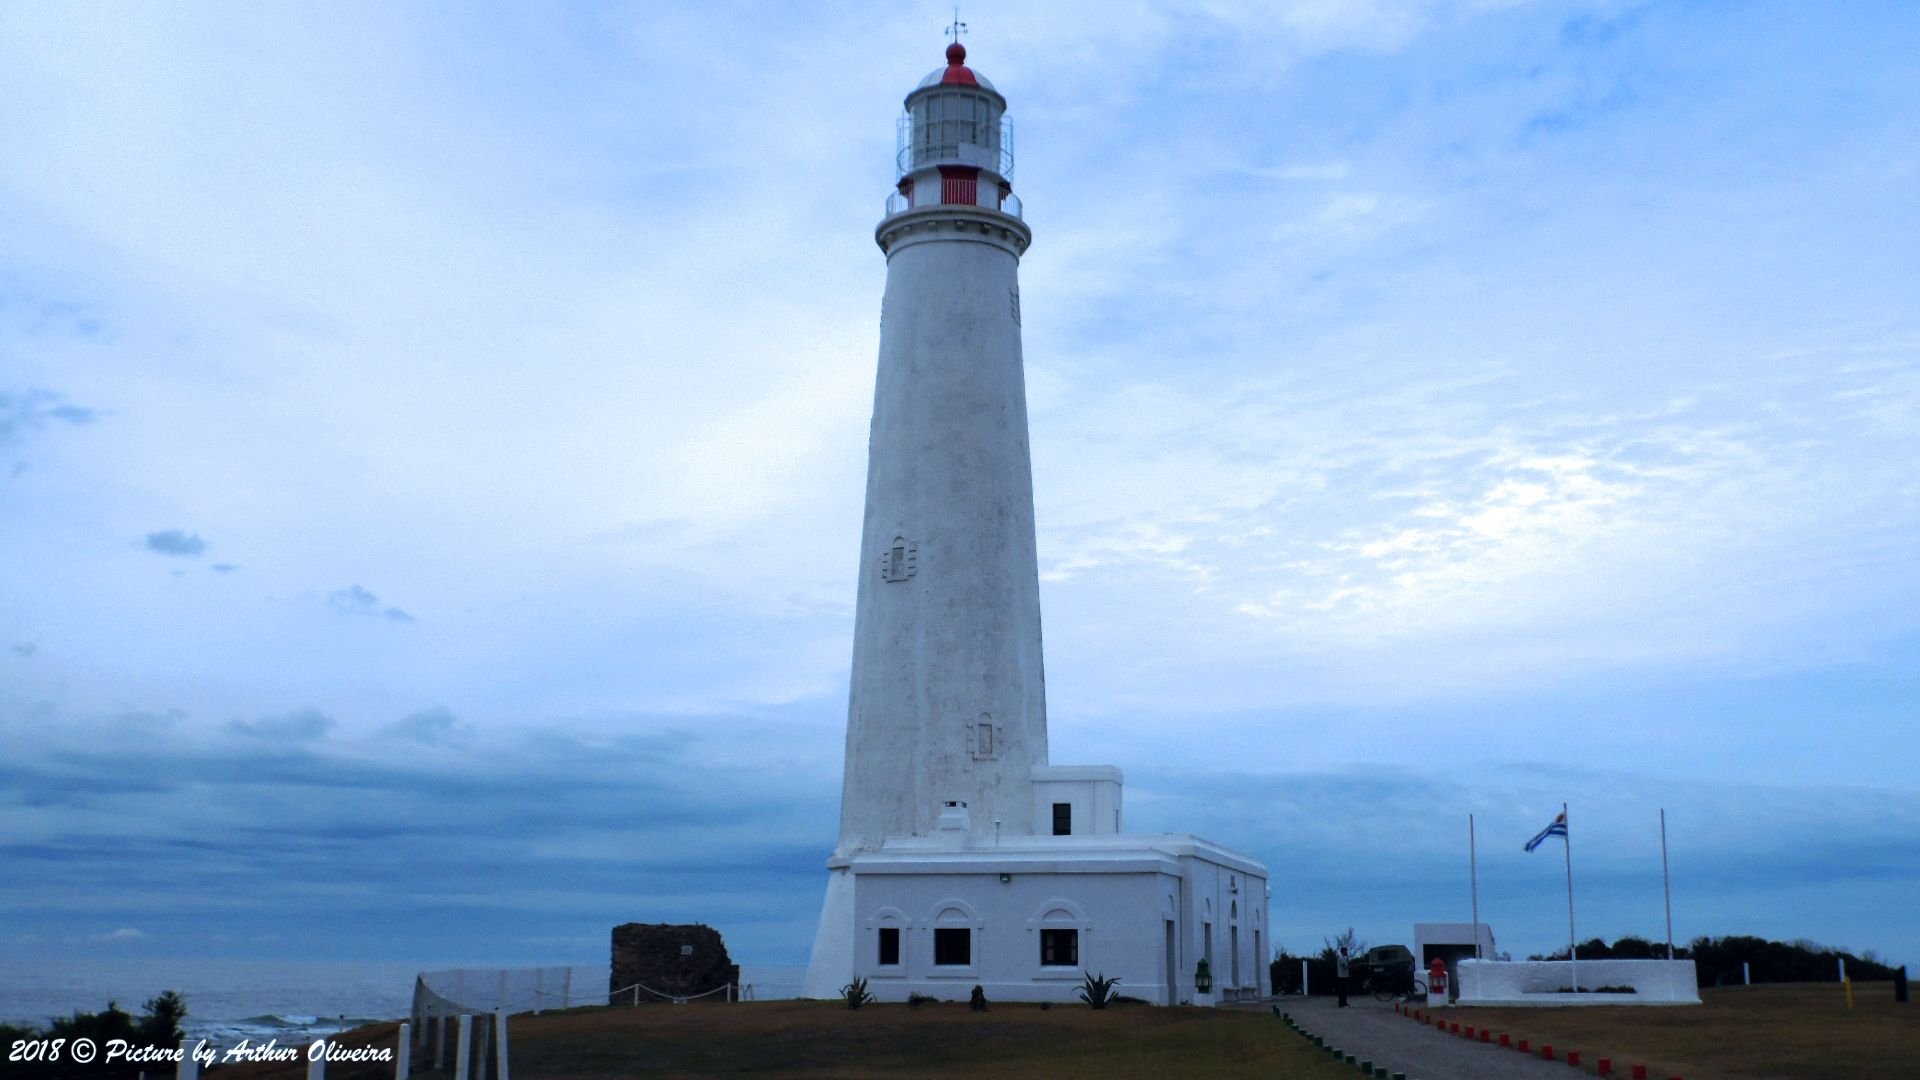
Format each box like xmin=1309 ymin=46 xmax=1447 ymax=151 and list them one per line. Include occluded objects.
xmin=1 ymin=956 xmax=809 ymax=1046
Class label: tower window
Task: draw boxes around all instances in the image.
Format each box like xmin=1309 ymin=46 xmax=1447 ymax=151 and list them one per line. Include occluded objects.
xmin=934 ymin=928 xmax=971 ymax=966
xmin=1040 ymin=928 xmax=1078 ymax=967
xmin=1052 ymin=802 xmax=1071 ymax=836
xmin=881 ymin=537 xmax=917 ymax=582
xmin=971 ymin=713 xmax=998 ymax=760
xmin=878 ymin=927 xmax=900 ymax=967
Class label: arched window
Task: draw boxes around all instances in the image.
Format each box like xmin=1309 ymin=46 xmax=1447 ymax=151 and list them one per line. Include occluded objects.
xmin=865 ymin=906 xmax=909 ymax=974
xmin=881 ymin=536 xmax=917 ymax=582
xmin=929 ymin=900 xmax=980 ymax=971
xmin=1027 ymin=899 xmax=1090 ymax=976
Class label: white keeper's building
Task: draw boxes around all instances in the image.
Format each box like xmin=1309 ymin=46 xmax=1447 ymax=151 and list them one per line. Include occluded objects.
xmin=799 ymin=38 xmax=1269 ymax=1007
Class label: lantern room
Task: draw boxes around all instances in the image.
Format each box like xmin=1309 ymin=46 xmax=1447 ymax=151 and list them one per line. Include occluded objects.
xmin=887 ymin=43 xmax=1020 ymax=219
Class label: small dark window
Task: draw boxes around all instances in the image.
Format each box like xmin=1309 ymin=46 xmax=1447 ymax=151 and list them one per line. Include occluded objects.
xmin=878 ymin=927 xmax=900 ymax=966
xmin=1052 ymin=802 xmax=1072 ymax=836
xmin=934 ymin=927 xmax=971 ymax=966
xmin=1040 ymin=928 xmax=1078 ymax=967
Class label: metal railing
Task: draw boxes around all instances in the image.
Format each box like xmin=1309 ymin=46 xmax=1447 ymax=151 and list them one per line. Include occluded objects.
xmin=883 ymin=188 xmax=1023 ymax=220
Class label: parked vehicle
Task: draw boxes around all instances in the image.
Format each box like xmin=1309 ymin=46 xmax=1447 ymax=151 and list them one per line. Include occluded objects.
xmin=1360 ymin=945 xmax=1425 ymax=1001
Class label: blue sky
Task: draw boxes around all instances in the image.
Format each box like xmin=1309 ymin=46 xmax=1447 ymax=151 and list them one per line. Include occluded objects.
xmin=3 ymin=0 xmax=1917 ymax=977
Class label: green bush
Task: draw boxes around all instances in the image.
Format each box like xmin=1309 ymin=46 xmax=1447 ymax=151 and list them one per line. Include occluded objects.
xmin=1077 ymin=971 xmax=1120 ymax=1009
xmin=841 ymin=977 xmax=875 ymax=1010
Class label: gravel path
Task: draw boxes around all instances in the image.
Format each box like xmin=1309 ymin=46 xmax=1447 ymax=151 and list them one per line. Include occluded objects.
xmin=1273 ymin=996 xmax=1586 ymax=1080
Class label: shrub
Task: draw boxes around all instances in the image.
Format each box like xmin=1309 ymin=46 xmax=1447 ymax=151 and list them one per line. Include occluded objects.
xmin=1078 ymin=971 xmax=1120 ymax=1009
xmin=841 ymin=978 xmax=874 ymax=1010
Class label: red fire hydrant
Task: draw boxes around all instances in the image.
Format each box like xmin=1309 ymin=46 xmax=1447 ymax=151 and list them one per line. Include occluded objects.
xmin=1429 ymin=957 xmax=1448 ymax=999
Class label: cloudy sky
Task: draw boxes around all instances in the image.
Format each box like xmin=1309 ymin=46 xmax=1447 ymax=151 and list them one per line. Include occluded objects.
xmin=4 ymin=0 xmax=1916 ymax=980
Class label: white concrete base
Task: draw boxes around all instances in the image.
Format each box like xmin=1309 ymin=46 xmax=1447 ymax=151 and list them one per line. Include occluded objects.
xmin=800 ymin=866 xmax=857 ymax=999
xmin=1453 ymin=958 xmax=1701 ymax=1006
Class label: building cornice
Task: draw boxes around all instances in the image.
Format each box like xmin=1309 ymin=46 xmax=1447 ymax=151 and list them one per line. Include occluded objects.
xmin=876 ymin=205 xmax=1031 ymax=259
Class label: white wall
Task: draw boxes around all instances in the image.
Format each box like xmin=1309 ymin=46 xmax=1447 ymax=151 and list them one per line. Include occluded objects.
xmin=1031 ymin=765 xmax=1123 ymax=837
xmin=846 ymin=843 xmax=1268 ymax=1006
xmin=852 ymin=869 xmax=1174 ymax=1002
xmin=1454 ymin=959 xmax=1701 ymax=1006
xmin=839 ymin=209 xmax=1042 ymax=855
xmin=1179 ymin=854 xmax=1267 ymax=1002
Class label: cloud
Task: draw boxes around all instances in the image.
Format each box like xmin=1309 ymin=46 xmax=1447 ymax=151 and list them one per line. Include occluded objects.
xmin=0 ymin=388 xmax=97 ymax=447
xmin=210 ymin=563 xmax=240 ymax=574
xmin=91 ymin=928 xmax=147 ymax=942
xmin=143 ymin=530 xmax=207 ymax=558
xmin=1 ymin=699 xmax=839 ymax=964
xmin=382 ymin=707 xmax=471 ymax=747
xmin=328 ymin=585 xmax=414 ymax=623
xmin=6 ymin=693 xmax=1918 ymax=967
xmin=225 ymin=707 xmax=334 ymax=742
xmin=9 ymin=643 xmax=33 ymax=658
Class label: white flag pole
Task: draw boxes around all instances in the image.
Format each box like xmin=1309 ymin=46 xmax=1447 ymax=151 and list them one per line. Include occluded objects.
xmin=1563 ymin=802 xmax=1578 ymax=992
xmin=1661 ymin=808 xmax=1674 ymax=961
xmin=1469 ymin=813 xmax=1482 ymax=960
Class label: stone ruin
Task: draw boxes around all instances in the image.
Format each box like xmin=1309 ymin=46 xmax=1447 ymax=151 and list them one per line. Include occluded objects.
xmin=609 ymin=922 xmax=740 ymax=1004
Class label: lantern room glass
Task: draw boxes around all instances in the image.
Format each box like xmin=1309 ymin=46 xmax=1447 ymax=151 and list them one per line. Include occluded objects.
xmin=898 ymin=89 xmax=1012 ymax=178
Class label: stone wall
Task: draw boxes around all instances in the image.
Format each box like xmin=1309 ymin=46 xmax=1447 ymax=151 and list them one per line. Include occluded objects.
xmin=609 ymin=922 xmax=740 ymax=1003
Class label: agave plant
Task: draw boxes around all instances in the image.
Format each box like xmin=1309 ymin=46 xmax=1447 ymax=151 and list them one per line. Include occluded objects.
xmin=841 ymin=977 xmax=875 ymax=1010
xmin=1077 ymin=971 xmax=1120 ymax=1009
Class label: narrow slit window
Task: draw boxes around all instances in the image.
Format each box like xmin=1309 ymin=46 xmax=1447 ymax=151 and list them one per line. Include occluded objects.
xmin=878 ymin=927 xmax=900 ymax=966
xmin=1052 ymin=802 xmax=1071 ymax=836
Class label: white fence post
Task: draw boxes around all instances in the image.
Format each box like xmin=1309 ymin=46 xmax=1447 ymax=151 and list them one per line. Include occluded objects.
xmin=1300 ymin=959 xmax=1308 ymax=996
xmin=562 ymin=968 xmax=572 ymax=1010
xmin=176 ymin=1039 xmax=199 ymax=1080
xmin=307 ymin=1045 xmax=326 ymax=1080
xmin=454 ymin=1014 xmax=472 ymax=1080
xmin=395 ymin=1023 xmax=410 ymax=1080
xmin=1743 ymin=961 xmax=1751 ymax=985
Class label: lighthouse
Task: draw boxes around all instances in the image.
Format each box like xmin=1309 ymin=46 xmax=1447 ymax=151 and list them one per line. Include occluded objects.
xmin=803 ymin=38 xmax=1269 ymax=1006
xmin=841 ymin=39 xmax=1044 ymax=855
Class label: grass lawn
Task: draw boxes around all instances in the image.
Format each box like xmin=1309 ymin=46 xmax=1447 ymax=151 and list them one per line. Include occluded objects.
xmin=1427 ymin=982 xmax=1917 ymax=1080
xmin=219 ymin=1000 xmax=1351 ymax=1079
xmin=216 ymin=983 xmax=1917 ymax=1079
xmin=486 ymin=1000 xmax=1352 ymax=1079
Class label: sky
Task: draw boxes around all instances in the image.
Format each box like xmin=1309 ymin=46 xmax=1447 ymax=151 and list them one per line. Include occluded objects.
xmin=3 ymin=0 xmax=1917 ymax=984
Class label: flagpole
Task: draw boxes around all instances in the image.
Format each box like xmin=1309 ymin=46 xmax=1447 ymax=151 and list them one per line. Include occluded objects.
xmin=1661 ymin=808 xmax=1674 ymax=961
xmin=1563 ymin=801 xmax=1577 ymax=992
xmin=1469 ymin=813 xmax=1481 ymax=960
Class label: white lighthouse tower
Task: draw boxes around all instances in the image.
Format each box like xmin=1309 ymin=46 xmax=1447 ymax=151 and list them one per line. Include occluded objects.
xmin=803 ymin=38 xmax=1269 ymax=1006
xmin=841 ymin=39 xmax=1044 ymax=856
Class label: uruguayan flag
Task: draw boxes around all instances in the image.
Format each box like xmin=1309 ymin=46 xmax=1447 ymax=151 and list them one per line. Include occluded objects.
xmin=1525 ymin=811 xmax=1568 ymax=852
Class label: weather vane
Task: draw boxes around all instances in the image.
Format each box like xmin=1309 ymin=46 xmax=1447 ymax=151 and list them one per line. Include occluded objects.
xmin=946 ymin=9 xmax=967 ymax=45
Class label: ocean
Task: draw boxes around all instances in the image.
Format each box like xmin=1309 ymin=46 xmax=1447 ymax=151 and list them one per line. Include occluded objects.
xmin=1 ymin=958 xmax=808 ymax=1049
